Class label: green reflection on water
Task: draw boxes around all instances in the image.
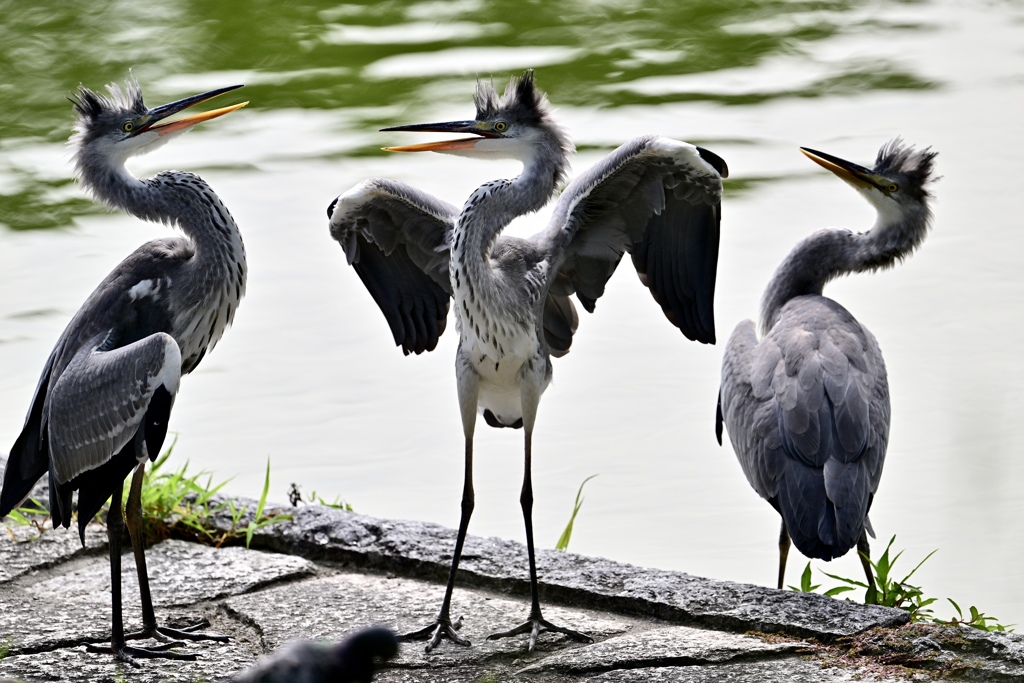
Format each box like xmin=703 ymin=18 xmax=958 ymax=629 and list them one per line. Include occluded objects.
xmin=0 ymin=180 xmax=95 ymax=232
xmin=0 ymin=0 xmax=936 ymax=231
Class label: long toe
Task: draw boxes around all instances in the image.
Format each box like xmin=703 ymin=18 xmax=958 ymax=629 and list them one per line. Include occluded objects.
xmin=488 ymin=616 xmax=593 ymax=652
xmin=124 ymin=628 xmax=186 ymax=647
xmin=86 ymin=642 xmax=198 ymax=665
xmin=126 ymin=618 xmax=229 ymax=644
xmin=400 ymin=616 xmax=471 ymax=652
xmin=156 ymin=622 xmax=230 ymax=642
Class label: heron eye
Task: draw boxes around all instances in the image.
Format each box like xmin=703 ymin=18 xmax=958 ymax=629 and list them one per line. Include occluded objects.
xmin=887 ymin=183 xmax=899 ymax=193
xmin=122 ymin=121 xmax=135 ymax=133
xmin=493 ymin=121 xmax=508 ymax=133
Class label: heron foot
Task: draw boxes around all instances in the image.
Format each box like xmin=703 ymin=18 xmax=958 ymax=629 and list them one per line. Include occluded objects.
xmin=85 ymin=641 xmax=197 ymax=666
xmin=127 ymin=618 xmax=230 ymax=644
xmin=487 ymin=614 xmax=593 ymax=652
xmin=399 ymin=615 xmax=470 ymax=652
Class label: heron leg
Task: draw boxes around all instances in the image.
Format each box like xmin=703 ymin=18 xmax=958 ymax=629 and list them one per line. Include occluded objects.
xmin=123 ymin=461 xmax=229 ymax=645
xmin=85 ymin=476 xmax=195 ymax=664
xmin=857 ymin=531 xmax=877 ymax=599
xmin=400 ymin=369 xmax=478 ymax=652
xmin=777 ymin=520 xmax=791 ymax=590
xmin=488 ymin=383 xmax=593 ymax=652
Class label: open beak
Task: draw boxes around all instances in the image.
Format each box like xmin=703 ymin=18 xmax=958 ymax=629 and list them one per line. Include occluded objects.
xmin=381 ymin=120 xmax=492 ymax=153
xmin=800 ymin=147 xmax=877 ymax=191
xmin=139 ymin=84 xmax=248 ymax=137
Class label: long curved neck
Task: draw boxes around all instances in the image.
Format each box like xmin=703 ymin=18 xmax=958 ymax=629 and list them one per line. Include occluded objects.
xmin=76 ymin=159 xmax=244 ymax=261
xmin=75 ymin=157 xmax=247 ymax=365
xmin=759 ymin=204 xmax=930 ymax=334
xmin=452 ymin=151 xmax=562 ymax=275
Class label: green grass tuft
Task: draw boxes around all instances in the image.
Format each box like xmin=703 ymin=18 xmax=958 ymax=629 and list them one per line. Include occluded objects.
xmin=2 ymin=436 xmax=296 ymax=549
xmin=791 ymin=535 xmax=1013 ymax=632
xmin=125 ymin=444 xmax=293 ymax=549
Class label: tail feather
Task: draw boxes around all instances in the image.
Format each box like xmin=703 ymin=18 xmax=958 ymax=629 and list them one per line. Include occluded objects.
xmin=1 ymin=412 xmax=51 ymax=519
xmin=1 ymin=360 xmax=56 ymax=519
xmin=778 ymin=457 xmax=872 ymax=562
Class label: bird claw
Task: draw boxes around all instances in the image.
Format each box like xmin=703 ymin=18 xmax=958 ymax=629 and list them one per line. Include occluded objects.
xmin=126 ymin=618 xmax=230 ymax=644
xmin=487 ymin=615 xmax=592 ymax=652
xmin=86 ymin=641 xmax=197 ymax=665
xmin=400 ymin=615 xmax=470 ymax=652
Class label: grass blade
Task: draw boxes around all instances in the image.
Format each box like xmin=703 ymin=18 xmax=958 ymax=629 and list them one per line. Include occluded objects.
xmin=555 ymin=474 xmax=597 ymax=551
xmin=246 ymin=457 xmax=272 ymax=549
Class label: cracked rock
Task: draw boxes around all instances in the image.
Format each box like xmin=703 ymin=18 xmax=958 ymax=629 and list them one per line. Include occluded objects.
xmin=0 ymin=539 xmax=315 ymax=655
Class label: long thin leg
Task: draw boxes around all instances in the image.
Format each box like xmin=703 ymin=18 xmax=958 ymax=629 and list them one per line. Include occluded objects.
xmin=400 ymin=435 xmax=475 ymax=651
xmin=857 ymin=531 xmax=877 ymax=598
xmin=86 ymin=477 xmax=193 ymax=664
xmin=488 ymin=380 xmax=592 ymax=652
xmin=777 ymin=519 xmax=791 ymax=590
xmin=124 ymin=462 xmax=228 ymax=644
xmin=400 ymin=368 xmax=479 ymax=652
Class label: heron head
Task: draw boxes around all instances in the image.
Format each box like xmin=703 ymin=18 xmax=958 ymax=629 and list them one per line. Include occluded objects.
xmin=800 ymin=139 xmax=938 ymax=217
xmin=380 ymin=70 xmax=573 ymax=174
xmin=69 ymin=76 xmax=247 ymax=168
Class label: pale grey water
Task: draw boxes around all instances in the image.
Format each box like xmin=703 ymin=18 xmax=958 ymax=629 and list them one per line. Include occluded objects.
xmin=1 ymin=0 xmax=1023 ymax=624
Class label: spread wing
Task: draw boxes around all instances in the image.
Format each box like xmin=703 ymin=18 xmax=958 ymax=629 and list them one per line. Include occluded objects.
xmin=328 ymin=178 xmax=456 ymax=355
xmin=718 ymin=298 xmax=890 ymax=561
xmin=537 ymin=135 xmax=725 ymax=347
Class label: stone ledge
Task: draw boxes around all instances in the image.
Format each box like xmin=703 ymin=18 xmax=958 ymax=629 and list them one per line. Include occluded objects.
xmin=0 ymin=458 xmax=1021 ymax=682
xmin=205 ymin=498 xmax=909 ymax=641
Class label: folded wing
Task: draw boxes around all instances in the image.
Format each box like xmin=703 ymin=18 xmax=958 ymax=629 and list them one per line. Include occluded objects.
xmin=719 ymin=299 xmax=890 ymax=560
xmin=46 ymin=331 xmax=181 ymax=486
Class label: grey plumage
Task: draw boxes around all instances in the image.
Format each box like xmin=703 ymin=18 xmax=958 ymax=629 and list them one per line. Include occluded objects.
xmin=328 ymin=178 xmax=455 ymax=354
xmin=329 ymin=70 xmax=725 ymax=651
xmin=717 ymin=139 xmax=937 ymax=588
xmin=231 ymin=628 xmax=399 ymax=683
xmin=0 ymin=76 xmax=246 ymax=663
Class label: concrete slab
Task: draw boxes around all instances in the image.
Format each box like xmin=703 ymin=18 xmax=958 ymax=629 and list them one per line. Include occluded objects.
xmin=28 ymin=540 xmax=317 ymax=607
xmin=0 ymin=523 xmax=104 ymax=585
xmin=0 ymin=491 xmax=1019 ymax=683
xmin=0 ymin=638 xmax=256 ymax=683
xmin=516 ymin=626 xmax=807 ymax=674
xmin=225 ymin=572 xmax=630 ymax=662
xmin=211 ymin=502 xmax=908 ymax=639
xmin=574 ymin=658 xmax=904 ymax=682
xmin=0 ymin=539 xmax=315 ymax=654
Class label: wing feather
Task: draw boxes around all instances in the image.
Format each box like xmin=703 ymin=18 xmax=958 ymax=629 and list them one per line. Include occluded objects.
xmin=0 ymin=345 xmax=62 ymax=517
xmin=329 ymin=179 xmax=456 ymax=355
xmin=719 ymin=298 xmax=889 ymax=561
xmin=538 ymin=135 xmax=724 ymax=346
xmin=46 ymin=332 xmax=181 ymax=485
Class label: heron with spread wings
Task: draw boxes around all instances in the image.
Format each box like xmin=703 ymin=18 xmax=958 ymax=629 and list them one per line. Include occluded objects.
xmin=0 ymin=77 xmax=247 ymax=663
xmin=717 ymin=140 xmax=937 ymax=591
xmin=328 ymin=70 xmax=726 ymax=651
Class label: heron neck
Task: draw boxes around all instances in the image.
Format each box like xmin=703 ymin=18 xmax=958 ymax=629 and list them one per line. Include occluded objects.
xmin=453 ymin=153 xmax=560 ymax=270
xmin=77 ymin=162 xmax=245 ymax=269
xmin=759 ymin=205 xmax=930 ymax=334
xmin=75 ymin=161 xmax=247 ymax=343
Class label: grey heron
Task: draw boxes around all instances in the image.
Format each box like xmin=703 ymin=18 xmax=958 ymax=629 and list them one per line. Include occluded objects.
xmin=328 ymin=70 xmax=726 ymax=652
xmin=716 ymin=140 xmax=937 ymax=591
xmin=0 ymin=77 xmax=247 ymax=662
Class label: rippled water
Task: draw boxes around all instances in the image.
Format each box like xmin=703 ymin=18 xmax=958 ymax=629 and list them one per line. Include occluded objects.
xmin=2 ymin=0 xmax=1023 ymax=624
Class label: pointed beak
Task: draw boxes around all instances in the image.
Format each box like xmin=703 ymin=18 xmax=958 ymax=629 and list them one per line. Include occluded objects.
xmin=140 ymin=84 xmax=248 ymax=137
xmin=800 ymin=147 xmax=877 ymax=191
xmin=380 ymin=120 xmax=492 ymax=153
